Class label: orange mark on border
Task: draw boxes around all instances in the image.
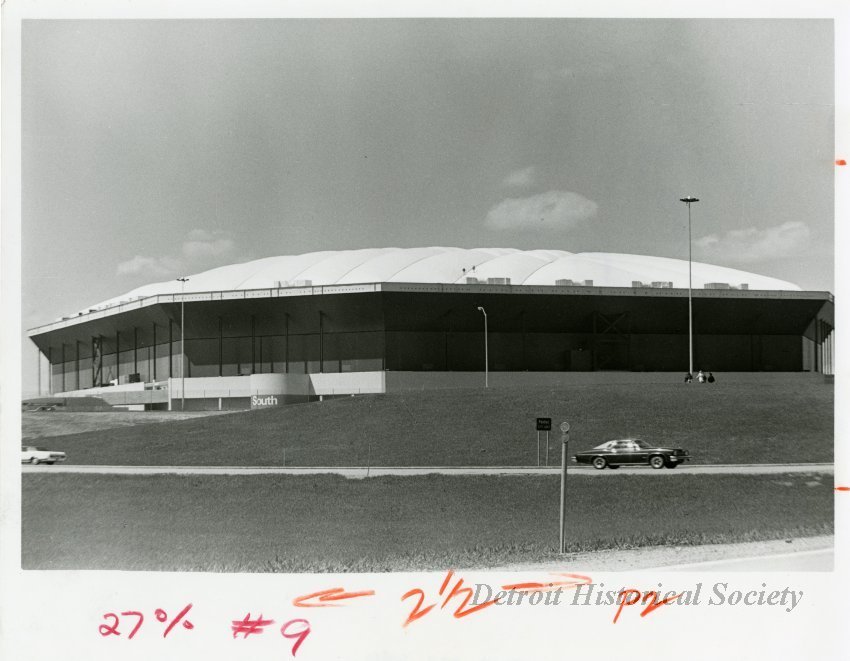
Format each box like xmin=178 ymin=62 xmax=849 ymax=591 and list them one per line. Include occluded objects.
xmin=293 ymin=587 xmax=375 ymax=608
xmin=613 ymin=589 xmax=683 ymax=623
xmin=401 ymin=570 xmax=502 ymax=627
xmin=836 ymin=159 xmax=847 ymax=166
xmin=835 ymin=486 xmax=850 ymax=492
xmin=400 ymin=588 xmax=436 ymax=626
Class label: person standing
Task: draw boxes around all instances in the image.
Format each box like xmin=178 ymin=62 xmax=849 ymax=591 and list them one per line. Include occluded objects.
xmin=707 ymin=372 xmax=715 ymax=383
xmin=697 ymin=369 xmax=706 ymax=383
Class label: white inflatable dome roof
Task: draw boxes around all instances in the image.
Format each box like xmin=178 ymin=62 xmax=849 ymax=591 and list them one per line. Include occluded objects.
xmin=93 ymin=247 xmax=800 ymax=310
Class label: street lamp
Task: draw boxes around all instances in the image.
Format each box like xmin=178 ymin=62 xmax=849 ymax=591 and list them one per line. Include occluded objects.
xmin=177 ymin=277 xmax=190 ymax=410
xmin=559 ymin=421 xmax=570 ymax=553
xmin=476 ymin=306 xmax=488 ymax=388
xmin=679 ymin=196 xmax=699 ymax=376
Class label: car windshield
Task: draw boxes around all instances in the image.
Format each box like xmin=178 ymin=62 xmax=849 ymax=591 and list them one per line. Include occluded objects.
xmin=592 ymin=441 xmax=614 ymax=450
xmin=633 ymin=440 xmax=651 ymax=449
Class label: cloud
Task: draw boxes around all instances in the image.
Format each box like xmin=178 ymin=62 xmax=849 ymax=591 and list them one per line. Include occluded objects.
xmin=182 ymin=229 xmax=235 ymax=259
xmin=116 ymin=229 xmax=236 ymax=277
xmin=485 ymin=190 xmax=598 ymax=231
xmin=502 ymin=166 xmax=537 ymax=189
xmin=694 ymin=221 xmax=811 ymax=263
xmin=116 ymin=255 xmax=181 ymax=277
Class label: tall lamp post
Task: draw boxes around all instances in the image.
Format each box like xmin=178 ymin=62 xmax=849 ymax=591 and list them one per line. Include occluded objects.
xmin=177 ymin=277 xmax=190 ymax=410
xmin=679 ymin=196 xmax=699 ymax=376
xmin=476 ymin=306 xmax=488 ymax=388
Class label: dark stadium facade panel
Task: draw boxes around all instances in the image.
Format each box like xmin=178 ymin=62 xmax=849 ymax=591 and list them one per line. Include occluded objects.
xmin=30 ymin=284 xmax=833 ymax=394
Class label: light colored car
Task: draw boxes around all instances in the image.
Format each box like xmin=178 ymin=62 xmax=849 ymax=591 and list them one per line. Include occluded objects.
xmin=21 ymin=445 xmax=67 ymax=465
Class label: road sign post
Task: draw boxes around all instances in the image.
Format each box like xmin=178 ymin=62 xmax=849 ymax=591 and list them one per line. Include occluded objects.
xmin=537 ymin=418 xmax=552 ymax=466
xmin=536 ymin=418 xmax=551 ymax=468
xmin=559 ymin=421 xmax=571 ymax=554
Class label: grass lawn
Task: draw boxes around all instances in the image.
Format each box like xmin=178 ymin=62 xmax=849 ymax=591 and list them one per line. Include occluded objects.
xmin=37 ymin=383 xmax=832 ymax=466
xmin=22 ymin=410 xmax=232 ymax=441
xmin=22 ymin=472 xmax=833 ymax=572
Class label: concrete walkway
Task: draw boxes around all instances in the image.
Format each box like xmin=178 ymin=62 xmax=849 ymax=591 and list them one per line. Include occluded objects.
xmin=22 ymin=463 xmax=834 ymax=477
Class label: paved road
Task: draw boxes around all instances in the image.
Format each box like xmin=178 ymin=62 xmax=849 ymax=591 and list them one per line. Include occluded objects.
xmin=489 ymin=535 xmax=834 ymax=573
xmin=642 ymin=547 xmax=834 ymax=572
xmin=22 ymin=463 xmax=833 ymax=477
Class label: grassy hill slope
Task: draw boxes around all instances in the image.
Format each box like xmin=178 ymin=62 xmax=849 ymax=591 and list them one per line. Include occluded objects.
xmin=23 ymin=472 xmax=833 ymax=571
xmin=40 ymin=382 xmax=832 ymax=466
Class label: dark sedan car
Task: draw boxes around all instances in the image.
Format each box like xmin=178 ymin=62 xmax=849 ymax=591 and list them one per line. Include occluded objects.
xmin=572 ymin=439 xmax=690 ymax=470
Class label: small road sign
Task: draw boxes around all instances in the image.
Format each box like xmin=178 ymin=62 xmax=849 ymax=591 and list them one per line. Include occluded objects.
xmin=560 ymin=421 xmax=571 ymax=433
xmin=536 ymin=418 xmax=552 ymax=431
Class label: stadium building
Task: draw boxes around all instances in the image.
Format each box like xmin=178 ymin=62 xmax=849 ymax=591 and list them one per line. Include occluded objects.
xmin=27 ymin=247 xmax=835 ymax=410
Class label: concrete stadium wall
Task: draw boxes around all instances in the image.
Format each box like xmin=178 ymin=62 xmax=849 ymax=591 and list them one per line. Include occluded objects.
xmin=169 ymin=374 xmax=311 ymax=398
xmin=161 ymin=372 xmax=385 ymax=410
xmin=55 ymin=382 xmax=169 ymax=406
xmin=22 ymin=396 xmax=115 ymax=412
xmin=309 ymin=371 xmax=386 ymax=396
xmin=167 ymin=374 xmax=313 ymax=410
xmin=52 ymin=369 xmax=829 ymax=411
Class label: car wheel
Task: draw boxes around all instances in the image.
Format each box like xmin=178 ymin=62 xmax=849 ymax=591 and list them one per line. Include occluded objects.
xmin=592 ymin=457 xmax=607 ymax=470
xmin=30 ymin=458 xmax=39 ymax=465
xmin=608 ymin=465 xmax=620 ymax=470
xmin=46 ymin=461 xmax=55 ymax=465
xmin=665 ymin=462 xmax=678 ymax=469
xmin=650 ymin=455 xmax=665 ymax=469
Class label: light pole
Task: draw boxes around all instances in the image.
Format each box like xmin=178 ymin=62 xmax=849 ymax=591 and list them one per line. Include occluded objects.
xmin=679 ymin=196 xmax=699 ymax=376
xmin=177 ymin=277 xmax=190 ymax=410
xmin=477 ymin=306 xmax=488 ymax=388
xmin=559 ymin=421 xmax=570 ymax=554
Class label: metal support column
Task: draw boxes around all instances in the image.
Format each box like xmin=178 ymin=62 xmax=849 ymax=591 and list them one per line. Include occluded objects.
xmin=61 ymin=343 xmax=66 ymax=392
xmin=814 ymin=321 xmax=820 ymax=373
xmin=284 ymin=313 xmax=290 ymax=374
xmin=826 ymin=329 xmax=830 ymax=375
xmin=133 ymin=327 xmax=138 ymax=375
xmin=92 ymin=336 xmax=103 ymax=388
xmin=169 ymin=319 xmax=173 ymax=378
xmin=319 ymin=312 xmax=324 ymax=373
xmin=48 ymin=346 xmax=52 ymax=394
xmin=591 ymin=313 xmax=597 ymax=371
xmin=520 ymin=309 xmax=527 ymax=370
xmin=218 ymin=317 xmax=223 ymax=377
xmin=251 ymin=315 xmax=256 ymax=375
xmin=152 ymin=323 xmax=157 ymax=381
xmin=115 ymin=331 xmax=120 ymax=384
xmin=829 ymin=330 xmax=835 ymax=374
xmin=76 ymin=340 xmax=80 ymax=390
xmin=823 ymin=324 xmax=828 ymax=375
xmin=825 ymin=327 xmax=833 ymax=374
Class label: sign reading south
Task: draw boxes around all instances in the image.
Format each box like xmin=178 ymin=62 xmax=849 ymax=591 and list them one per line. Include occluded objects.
xmin=251 ymin=395 xmax=280 ymax=409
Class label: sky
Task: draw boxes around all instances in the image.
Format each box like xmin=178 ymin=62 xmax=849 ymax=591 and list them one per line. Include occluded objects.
xmin=21 ymin=18 xmax=835 ymax=393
